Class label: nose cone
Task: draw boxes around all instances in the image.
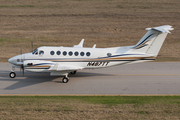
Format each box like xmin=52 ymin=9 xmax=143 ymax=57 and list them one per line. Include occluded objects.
xmin=8 ymin=56 xmax=17 ymax=64
xmin=8 ymin=54 xmax=26 ymax=65
xmin=8 ymin=55 xmax=22 ymax=65
xmin=8 ymin=58 xmax=12 ymax=64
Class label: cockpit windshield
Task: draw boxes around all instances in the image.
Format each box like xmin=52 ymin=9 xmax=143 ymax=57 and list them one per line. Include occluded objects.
xmin=32 ymin=49 xmax=38 ymax=55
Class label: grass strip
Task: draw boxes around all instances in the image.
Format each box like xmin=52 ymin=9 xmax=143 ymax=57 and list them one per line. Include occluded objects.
xmin=0 ymin=95 xmax=180 ymax=105
xmin=0 ymin=96 xmax=180 ymax=119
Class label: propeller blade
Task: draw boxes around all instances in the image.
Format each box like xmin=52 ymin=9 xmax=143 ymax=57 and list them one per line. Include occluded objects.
xmin=23 ymin=67 xmax=24 ymax=76
xmin=20 ymin=49 xmax=25 ymax=76
xmin=21 ymin=49 xmax=22 ymax=61
xmin=21 ymin=64 xmax=24 ymax=76
xmin=31 ymin=41 xmax=33 ymax=52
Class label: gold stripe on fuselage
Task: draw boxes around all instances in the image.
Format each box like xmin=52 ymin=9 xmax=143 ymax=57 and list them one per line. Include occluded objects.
xmin=41 ymin=56 xmax=156 ymax=62
xmin=26 ymin=65 xmax=51 ymax=68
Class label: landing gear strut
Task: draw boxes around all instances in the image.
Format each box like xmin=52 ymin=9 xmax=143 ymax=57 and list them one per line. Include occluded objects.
xmin=9 ymin=66 xmax=16 ymax=78
xmin=63 ymin=71 xmax=76 ymax=83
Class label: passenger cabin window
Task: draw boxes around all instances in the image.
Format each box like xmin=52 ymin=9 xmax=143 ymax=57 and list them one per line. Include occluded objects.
xmin=80 ymin=52 xmax=84 ymax=56
xmin=57 ymin=51 xmax=61 ymax=55
xmin=86 ymin=52 xmax=91 ymax=57
xmin=63 ymin=51 xmax=67 ymax=56
xmin=74 ymin=51 xmax=79 ymax=56
xmin=69 ymin=51 xmax=73 ymax=56
xmin=50 ymin=51 xmax=54 ymax=55
xmin=39 ymin=51 xmax=44 ymax=55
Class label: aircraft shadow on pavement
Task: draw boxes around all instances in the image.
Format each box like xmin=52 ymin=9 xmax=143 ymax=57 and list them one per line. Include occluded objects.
xmin=0 ymin=71 xmax=114 ymax=90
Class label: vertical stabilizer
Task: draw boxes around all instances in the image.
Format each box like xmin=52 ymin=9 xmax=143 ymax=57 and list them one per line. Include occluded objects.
xmin=131 ymin=25 xmax=173 ymax=56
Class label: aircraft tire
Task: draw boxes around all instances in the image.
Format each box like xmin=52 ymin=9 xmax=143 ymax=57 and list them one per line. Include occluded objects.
xmin=62 ymin=77 xmax=69 ymax=83
xmin=9 ymin=72 xmax=16 ymax=78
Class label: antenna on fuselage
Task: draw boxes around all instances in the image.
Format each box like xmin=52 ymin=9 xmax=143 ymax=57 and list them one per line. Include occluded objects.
xmin=73 ymin=39 xmax=84 ymax=48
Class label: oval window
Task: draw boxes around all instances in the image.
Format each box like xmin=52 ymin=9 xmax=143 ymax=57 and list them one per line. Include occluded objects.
xmin=86 ymin=52 xmax=91 ymax=56
xmin=57 ymin=51 xmax=61 ymax=55
xmin=107 ymin=53 xmax=112 ymax=57
xmin=74 ymin=51 xmax=79 ymax=56
xmin=50 ymin=51 xmax=54 ymax=55
xmin=80 ymin=52 xmax=84 ymax=56
xmin=63 ymin=51 xmax=67 ymax=56
xmin=39 ymin=51 xmax=44 ymax=55
xmin=69 ymin=51 xmax=73 ymax=56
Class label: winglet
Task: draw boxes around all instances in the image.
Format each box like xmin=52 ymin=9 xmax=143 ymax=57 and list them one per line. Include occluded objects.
xmin=92 ymin=44 xmax=96 ymax=48
xmin=145 ymin=25 xmax=174 ymax=33
xmin=73 ymin=39 xmax=84 ymax=48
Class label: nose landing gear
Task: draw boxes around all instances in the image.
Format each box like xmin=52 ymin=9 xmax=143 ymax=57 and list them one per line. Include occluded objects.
xmin=9 ymin=72 xmax=16 ymax=78
xmin=9 ymin=66 xmax=16 ymax=78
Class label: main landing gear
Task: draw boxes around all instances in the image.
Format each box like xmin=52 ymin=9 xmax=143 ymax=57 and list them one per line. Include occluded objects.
xmin=9 ymin=67 xmax=76 ymax=83
xmin=62 ymin=71 xmax=77 ymax=83
xmin=62 ymin=76 xmax=69 ymax=83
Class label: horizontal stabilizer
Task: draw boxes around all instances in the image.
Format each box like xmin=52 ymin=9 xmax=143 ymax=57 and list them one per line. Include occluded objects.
xmin=145 ymin=25 xmax=174 ymax=33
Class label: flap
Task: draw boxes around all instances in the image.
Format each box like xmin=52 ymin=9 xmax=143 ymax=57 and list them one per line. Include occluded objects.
xmin=48 ymin=63 xmax=84 ymax=71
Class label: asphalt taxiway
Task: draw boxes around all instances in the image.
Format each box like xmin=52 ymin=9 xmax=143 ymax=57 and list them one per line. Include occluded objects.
xmin=0 ymin=62 xmax=180 ymax=95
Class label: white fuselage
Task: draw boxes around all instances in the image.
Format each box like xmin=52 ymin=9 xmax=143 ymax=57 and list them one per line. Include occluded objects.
xmin=9 ymin=46 xmax=154 ymax=73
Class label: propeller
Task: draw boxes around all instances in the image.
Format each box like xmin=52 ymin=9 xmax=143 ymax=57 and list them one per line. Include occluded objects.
xmin=21 ymin=64 xmax=24 ymax=76
xmin=20 ymin=49 xmax=25 ymax=76
xmin=20 ymin=41 xmax=33 ymax=76
xmin=19 ymin=41 xmax=33 ymax=76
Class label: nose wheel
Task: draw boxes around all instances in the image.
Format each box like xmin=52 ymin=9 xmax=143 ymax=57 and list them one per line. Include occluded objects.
xmin=9 ymin=72 xmax=16 ymax=78
xmin=9 ymin=66 xmax=16 ymax=78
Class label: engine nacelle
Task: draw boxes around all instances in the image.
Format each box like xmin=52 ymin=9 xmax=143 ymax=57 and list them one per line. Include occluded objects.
xmin=23 ymin=60 xmax=54 ymax=72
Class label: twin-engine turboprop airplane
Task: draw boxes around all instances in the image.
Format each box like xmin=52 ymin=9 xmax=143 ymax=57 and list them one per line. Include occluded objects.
xmin=8 ymin=25 xmax=173 ymax=83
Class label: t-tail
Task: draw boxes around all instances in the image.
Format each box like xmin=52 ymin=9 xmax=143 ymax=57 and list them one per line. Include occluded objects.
xmin=130 ymin=25 xmax=174 ymax=57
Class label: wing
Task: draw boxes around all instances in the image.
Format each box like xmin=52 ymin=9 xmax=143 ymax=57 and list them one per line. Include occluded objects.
xmin=48 ymin=63 xmax=84 ymax=76
xmin=48 ymin=63 xmax=84 ymax=71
